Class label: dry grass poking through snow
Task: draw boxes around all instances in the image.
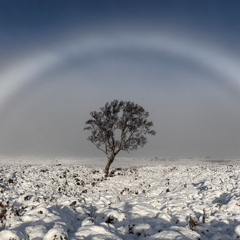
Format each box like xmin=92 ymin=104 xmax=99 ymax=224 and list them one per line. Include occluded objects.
xmin=0 ymin=162 xmax=240 ymax=239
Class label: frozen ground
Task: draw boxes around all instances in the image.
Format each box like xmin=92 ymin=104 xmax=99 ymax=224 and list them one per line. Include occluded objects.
xmin=0 ymin=156 xmax=240 ymax=239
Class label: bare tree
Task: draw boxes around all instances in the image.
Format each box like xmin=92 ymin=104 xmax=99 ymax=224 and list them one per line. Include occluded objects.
xmin=84 ymin=100 xmax=156 ymax=177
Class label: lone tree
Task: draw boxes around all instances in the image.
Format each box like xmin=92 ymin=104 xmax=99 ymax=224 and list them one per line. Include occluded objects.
xmin=84 ymin=100 xmax=156 ymax=177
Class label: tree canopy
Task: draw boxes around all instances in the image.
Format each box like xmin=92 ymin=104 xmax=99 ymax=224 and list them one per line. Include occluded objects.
xmin=84 ymin=100 xmax=156 ymax=176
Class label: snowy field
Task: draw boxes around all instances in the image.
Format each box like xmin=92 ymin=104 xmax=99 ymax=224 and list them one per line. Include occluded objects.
xmin=0 ymin=157 xmax=240 ymax=239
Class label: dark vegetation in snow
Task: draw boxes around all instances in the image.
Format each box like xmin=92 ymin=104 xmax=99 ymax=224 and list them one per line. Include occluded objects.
xmin=0 ymin=163 xmax=239 ymax=239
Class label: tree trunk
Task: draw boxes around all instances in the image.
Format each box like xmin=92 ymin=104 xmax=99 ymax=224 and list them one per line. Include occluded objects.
xmin=104 ymin=155 xmax=115 ymax=177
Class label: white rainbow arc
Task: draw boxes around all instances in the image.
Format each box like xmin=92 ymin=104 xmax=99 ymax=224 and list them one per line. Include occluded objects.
xmin=0 ymin=32 xmax=240 ymax=113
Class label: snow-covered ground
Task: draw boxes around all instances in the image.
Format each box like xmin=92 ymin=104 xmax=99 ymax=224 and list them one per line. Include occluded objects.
xmin=0 ymin=156 xmax=240 ymax=239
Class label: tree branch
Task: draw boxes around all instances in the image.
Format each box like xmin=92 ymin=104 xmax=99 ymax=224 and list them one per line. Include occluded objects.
xmin=91 ymin=141 xmax=107 ymax=155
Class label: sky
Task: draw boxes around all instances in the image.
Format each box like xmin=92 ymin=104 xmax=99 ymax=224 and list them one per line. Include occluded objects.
xmin=0 ymin=0 xmax=239 ymax=159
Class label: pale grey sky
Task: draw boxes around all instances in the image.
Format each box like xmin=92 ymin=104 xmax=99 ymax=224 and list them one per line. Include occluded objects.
xmin=0 ymin=1 xmax=239 ymax=159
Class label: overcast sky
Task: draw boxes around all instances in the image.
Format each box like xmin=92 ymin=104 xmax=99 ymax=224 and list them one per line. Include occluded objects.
xmin=0 ymin=0 xmax=239 ymax=159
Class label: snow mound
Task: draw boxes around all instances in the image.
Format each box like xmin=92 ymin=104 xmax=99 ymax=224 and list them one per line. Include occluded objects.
xmin=0 ymin=161 xmax=239 ymax=239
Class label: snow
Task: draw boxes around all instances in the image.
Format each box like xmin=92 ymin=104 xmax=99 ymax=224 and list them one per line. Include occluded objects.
xmin=0 ymin=156 xmax=239 ymax=239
